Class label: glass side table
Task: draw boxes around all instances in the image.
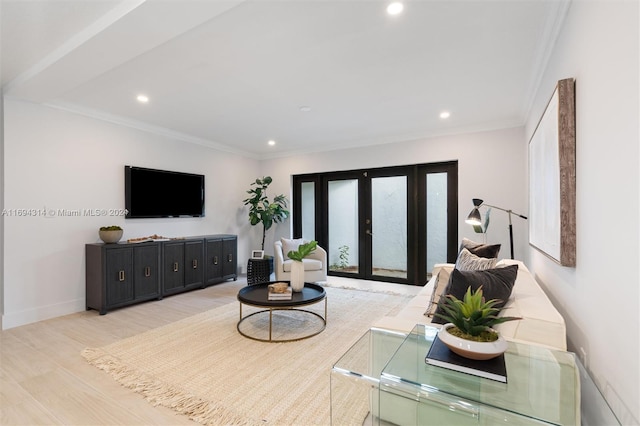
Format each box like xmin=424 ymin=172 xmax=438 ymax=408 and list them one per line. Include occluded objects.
xmin=379 ymin=324 xmax=580 ymax=425
xmin=331 ymin=327 xmax=408 ymax=425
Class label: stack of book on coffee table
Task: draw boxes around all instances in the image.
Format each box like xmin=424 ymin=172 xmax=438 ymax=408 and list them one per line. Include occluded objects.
xmin=268 ymin=282 xmax=292 ymax=300
xmin=425 ymin=336 xmax=507 ymax=383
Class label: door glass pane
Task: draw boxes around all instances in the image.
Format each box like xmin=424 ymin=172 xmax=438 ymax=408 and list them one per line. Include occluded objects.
xmin=426 ymin=173 xmax=447 ymax=277
xmin=328 ymin=179 xmax=358 ymax=274
xmin=372 ymin=176 xmax=407 ymax=279
xmin=301 ymin=182 xmax=315 ymax=241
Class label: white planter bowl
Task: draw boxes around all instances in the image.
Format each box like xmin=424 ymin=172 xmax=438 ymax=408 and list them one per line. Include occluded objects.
xmin=99 ymin=229 xmax=123 ymax=244
xmin=438 ymin=323 xmax=508 ymax=360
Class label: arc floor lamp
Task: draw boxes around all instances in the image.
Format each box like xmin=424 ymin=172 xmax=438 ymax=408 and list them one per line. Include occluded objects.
xmin=465 ymin=198 xmax=528 ymax=259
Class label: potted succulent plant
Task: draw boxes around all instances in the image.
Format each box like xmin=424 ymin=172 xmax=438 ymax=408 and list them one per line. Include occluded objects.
xmin=286 ymin=240 xmax=317 ymax=292
xmin=99 ymin=225 xmax=123 ymax=244
xmin=434 ymin=286 xmax=521 ymax=360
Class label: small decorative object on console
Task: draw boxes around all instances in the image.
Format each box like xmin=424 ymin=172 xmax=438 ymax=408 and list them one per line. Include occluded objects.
xmin=127 ymin=234 xmax=175 ymax=243
xmin=99 ymin=225 xmax=123 ymax=243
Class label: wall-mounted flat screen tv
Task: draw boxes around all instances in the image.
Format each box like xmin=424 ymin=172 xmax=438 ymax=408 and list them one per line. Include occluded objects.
xmin=125 ymin=166 xmax=204 ymax=218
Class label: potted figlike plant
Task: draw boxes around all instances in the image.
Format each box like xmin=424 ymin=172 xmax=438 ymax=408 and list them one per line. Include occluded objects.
xmin=99 ymin=225 xmax=123 ymax=243
xmin=434 ymin=286 xmax=521 ymax=360
xmin=287 ymin=240 xmax=317 ymax=292
xmin=243 ymin=176 xmax=290 ymax=251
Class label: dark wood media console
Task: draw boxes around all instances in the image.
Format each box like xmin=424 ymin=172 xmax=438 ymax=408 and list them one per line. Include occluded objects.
xmin=86 ymin=234 xmax=237 ymax=314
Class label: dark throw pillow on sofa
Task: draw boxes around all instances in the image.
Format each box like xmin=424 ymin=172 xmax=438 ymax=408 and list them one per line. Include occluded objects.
xmin=458 ymin=237 xmax=501 ymax=259
xmin=431 ymin=264 xmax=519 ymax=325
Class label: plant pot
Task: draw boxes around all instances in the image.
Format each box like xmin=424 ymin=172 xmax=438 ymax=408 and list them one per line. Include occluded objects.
xmin=438 ymin=323 xmax=508 ymax=361
xmin=290 ymin=261 xmax=305 ymax=292
xmin=99 ymin=229 xmax=123 ymax=244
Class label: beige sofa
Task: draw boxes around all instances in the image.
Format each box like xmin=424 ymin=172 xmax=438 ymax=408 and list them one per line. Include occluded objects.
xmin=373 ymin=259 xmax=567 ymax=351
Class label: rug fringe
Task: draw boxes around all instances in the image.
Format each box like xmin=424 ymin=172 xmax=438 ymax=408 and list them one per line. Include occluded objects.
xmin=81 ymin=348 xmax=258 ymax=425
xmin=322 ymin=282 xmax=415 ymax=297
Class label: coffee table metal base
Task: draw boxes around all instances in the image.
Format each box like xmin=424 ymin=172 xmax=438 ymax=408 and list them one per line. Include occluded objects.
xmin=237 ymin=299 xmax=327 ymax=342
xmin=237 ymin=282 xmax=328 ymax=342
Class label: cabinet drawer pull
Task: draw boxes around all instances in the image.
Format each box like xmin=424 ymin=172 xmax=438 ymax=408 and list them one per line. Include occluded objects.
xmin=227 ymin=254 xmax=233 ymax=262
xmin=173 ymin=262 xmax=179 ymax=272
xmin=118 ymin=270 xmax=125 ymax=282
xmin=192 ymin=259 xmax=198 ymax=269
xmin=213 ymin=256 xmax=219 ymax=265
xmin=144 ymin=266 xmax=151 ymax=277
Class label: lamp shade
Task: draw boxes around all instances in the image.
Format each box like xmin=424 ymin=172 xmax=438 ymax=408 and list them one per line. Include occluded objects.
xmin=466 ymin=207 xmax=482 ymax=225
xmin=465 ymin=198 xmax=527 ymax=260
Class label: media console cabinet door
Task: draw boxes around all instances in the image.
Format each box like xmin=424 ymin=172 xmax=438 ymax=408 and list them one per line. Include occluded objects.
xmin=133 ymin=245 xmax=160 ymax=299
xmin=105 ymin=248 xmax=134 ymax=306
xmin=206 ymin=238 xmax=223 ymax=283
xmin=222 ymin=237 xmax=237 ymax=278
xmin=184 ymin=240 xmax=205 ymax=288
xmin=163 ymin=242 xmax=185 ymax=293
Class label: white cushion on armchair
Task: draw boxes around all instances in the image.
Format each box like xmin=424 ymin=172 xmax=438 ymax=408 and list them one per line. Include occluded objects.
xmin=274 ymin=239 xmax=327 ymax=283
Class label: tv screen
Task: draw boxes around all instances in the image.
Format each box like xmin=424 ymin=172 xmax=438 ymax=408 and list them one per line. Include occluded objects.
xmin=125 ymin=166 xmax=204 ymax=218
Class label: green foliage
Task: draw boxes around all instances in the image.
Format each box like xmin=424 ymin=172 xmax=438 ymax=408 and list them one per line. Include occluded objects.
xmin=434 ymin=286 xmax=520 ymax=337
xmin=287 ymin=240 xmax=318 ymax=262
xmin=100 ymin=225 xmax=122 ymax=231
xmin=330 ymin=245 xmax=350 ymax=270
xmin=338 ymin=245 xmax=349 ymax=268
xmin=242 ymin=176 xmax=290 ymax=250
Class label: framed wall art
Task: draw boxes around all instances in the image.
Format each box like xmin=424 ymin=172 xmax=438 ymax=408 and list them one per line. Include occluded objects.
xmin=529 ymin=78 xmax=576 ymax=267
xmin=251 ymin=250 xmax=265 ymax=260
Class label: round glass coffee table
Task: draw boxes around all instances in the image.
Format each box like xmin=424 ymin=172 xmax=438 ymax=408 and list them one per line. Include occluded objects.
xmin=237 ymin=282 xmax=327 ymax=342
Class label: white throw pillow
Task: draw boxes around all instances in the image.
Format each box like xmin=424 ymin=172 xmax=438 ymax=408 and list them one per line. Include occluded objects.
xmin=455 ymin=248 xmax=498 ymax=271
xmin=281 ymin=238 xmax=304 ymax=260
xmin=424 ymin=267 xmax=452 ymax=317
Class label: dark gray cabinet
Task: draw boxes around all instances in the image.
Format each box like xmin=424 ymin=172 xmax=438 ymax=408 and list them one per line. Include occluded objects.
xmin=222 ymin=236 xmax=237 ymax=279
xmin=134 ymin=245 xmax=161 ymax=299
xmin=86 ymin=242 xmax=161 ymax=315
xmin=86 ymin=234 xmax=237 ymax=314
xmin=184 ymin=240 xmax=205 ymax=289
xmin=205 ymin=235 xmax=238 ymax=285
xmin=162 ymin=238 xmax=205 ymax=296
xmin=205 ymin=238 xmax=223 ymax=285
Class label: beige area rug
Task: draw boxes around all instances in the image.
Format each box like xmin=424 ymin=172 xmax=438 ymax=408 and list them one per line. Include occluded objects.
xmin=81 ymin=287 xmax=411 ymax=426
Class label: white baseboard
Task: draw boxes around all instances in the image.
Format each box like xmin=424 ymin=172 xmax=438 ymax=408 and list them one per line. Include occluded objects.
xmin=2 ymin=298 xmax=85 ymax=330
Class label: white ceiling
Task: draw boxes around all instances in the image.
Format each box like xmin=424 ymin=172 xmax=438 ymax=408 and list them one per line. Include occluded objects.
xmin=1 ymin=0 xmax=570 ymax=159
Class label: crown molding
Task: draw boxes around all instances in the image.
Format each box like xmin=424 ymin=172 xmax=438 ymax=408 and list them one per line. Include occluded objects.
xmin=521 ymin=0 xmax=573 ymax=121
xmin=43 ymin=100 xmax=260 ymax=160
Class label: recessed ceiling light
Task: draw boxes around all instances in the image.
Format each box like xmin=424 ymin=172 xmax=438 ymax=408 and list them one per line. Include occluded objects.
xmin=136 ymin=94 xmax=149 ymax=103
xmin=299 ymin=106 xmax=312 ymax=112
xmin=268 ymin=140 xmax=276 ymax=146
xmin=440 ymin=111 xmax=451 ymax=119
xmin=387 ymin=2 xmax=404 ymax=15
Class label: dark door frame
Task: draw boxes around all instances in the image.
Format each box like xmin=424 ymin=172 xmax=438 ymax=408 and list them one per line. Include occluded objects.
xmin=292 ymin=161 xmax=458 ymax=285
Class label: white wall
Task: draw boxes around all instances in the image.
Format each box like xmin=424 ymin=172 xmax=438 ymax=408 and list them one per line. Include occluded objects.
xmin=524 ymin=1 xmax=639 ymax=423
xmin=260 ymin=126 xmax=528 ymax=263
xmin=2 ymin=99 xmax=260 ymax=329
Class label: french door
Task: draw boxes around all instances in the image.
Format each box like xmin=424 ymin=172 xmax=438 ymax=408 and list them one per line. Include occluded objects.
xmin=293 ymin=161 xmax=457 ymax=285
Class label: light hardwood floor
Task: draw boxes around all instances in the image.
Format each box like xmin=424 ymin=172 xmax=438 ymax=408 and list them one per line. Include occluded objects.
xmin=1 ymin=277 xmax=420 ymax=425
xmin=1 ymin=279 xmax=247 ymax=425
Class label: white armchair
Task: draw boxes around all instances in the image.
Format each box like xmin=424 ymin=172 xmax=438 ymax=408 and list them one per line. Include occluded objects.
xmin=274 ymin=239 xmax=327 ymax=283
